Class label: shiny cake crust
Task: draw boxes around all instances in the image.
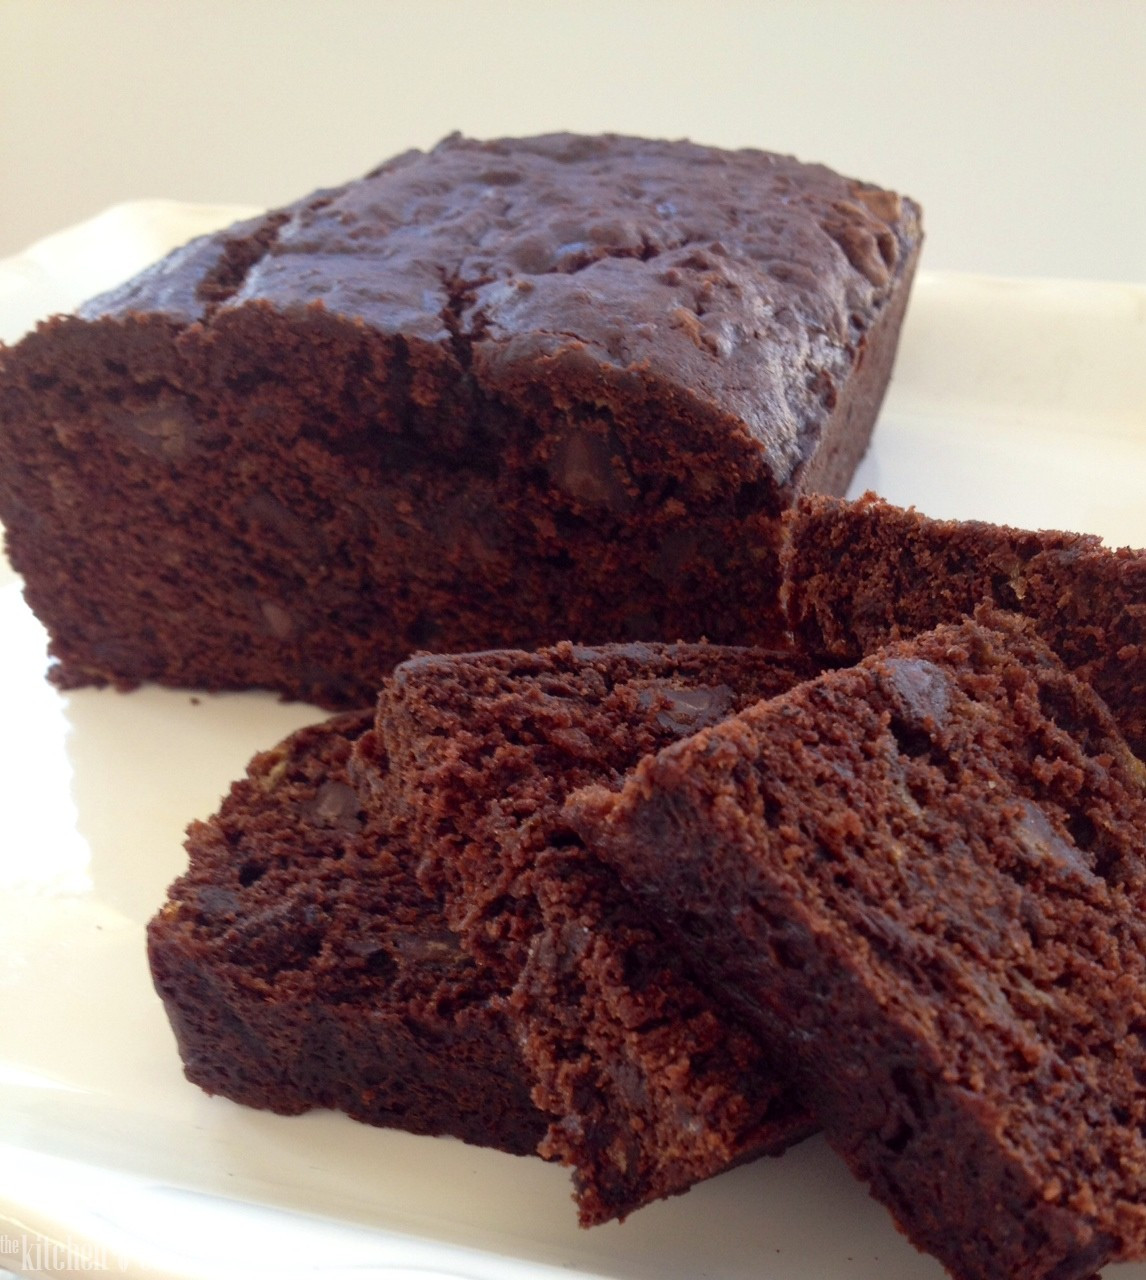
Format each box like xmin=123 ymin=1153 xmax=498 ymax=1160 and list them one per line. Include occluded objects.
xmin=0 ymin=134 xmax=921 ymax=705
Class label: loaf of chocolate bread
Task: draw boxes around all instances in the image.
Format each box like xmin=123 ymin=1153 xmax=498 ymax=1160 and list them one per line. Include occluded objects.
xmin=147 ymin=710 xmax=547 ymax=1155
xmin=0 ymin=135 xmax=921 ymax=705
xmin=783 ymin=492 xmax=1146 ymax=755
xmin=365 ymin=640 xmax=823 ymax=1224
xmin=570 ymin=616 xmax=1146 ymax=1280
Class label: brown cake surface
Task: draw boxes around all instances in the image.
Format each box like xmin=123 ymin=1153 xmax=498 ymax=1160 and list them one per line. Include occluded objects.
xmin=364 ymin=640 xmax=824 ymax=1224
xmin=784 ymin=491 xmax=1146 ymax=755
xmin=0 ymin=134 xmax=920 ymax=706
xmin=569 ymin=616 xmax=1146 ymax=1280
xmin=147 ymin=709 xmax=546 ymax=1155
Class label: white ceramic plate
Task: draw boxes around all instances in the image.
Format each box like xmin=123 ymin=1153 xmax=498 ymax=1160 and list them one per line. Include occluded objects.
xmin=2 ymin=206 xmax=1145 ymax=1280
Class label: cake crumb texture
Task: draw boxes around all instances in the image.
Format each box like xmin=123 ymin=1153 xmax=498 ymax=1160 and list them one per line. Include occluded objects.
xmin=369 ymin=639 xmax=824 ymax=1223
xmin=784 ymin=492 xmax=1146 ymax=756
xmin=569 ymin=615 xmax=1146 ymax=1280
xmin=147 ymin=709 xmax=547 ymax=1155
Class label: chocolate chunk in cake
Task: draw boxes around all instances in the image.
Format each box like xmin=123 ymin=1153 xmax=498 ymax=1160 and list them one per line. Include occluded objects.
xmin=570 ymin=616 xmax=1146 ymax=1280
xmin=0 ymin=135 xmax=921 ymax=705
xmin=364 ymin=640 xmax=824 ymax=1224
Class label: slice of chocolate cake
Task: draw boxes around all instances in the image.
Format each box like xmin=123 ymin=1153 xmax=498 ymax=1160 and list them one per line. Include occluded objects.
xmin=0 ymin=134 xmax=921 ymax=706
xmin=569 ymin=616 xmax=1146 ymax=1280
xmin=147 ymin=710 xmax=547 ymax=1156
xmin=364 ymin=640 xmax=823 ymax=1225
xmin=783 ymin=491 xmax=1146 ymax=755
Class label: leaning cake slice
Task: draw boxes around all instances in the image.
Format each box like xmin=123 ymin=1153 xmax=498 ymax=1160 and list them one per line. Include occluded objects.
xmin=0 ymin=134 xmax=921 ymax=705
xmin=147 ymin=710 xmax=547 ymax=1156
xmin=783 ymin=491 xmax=1146 ymax=755
xmin=570 ymin=615 xmax=1146 ymax=1280
xmin=364 ymin=640 xmax=823 ymax=1224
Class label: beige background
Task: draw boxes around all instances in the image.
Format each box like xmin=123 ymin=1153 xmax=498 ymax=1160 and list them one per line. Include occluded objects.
xmin=1 ymin=0 xmax=1145 ymax=280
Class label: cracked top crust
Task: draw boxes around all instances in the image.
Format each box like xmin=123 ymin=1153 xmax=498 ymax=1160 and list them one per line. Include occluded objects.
xmin=77 ymin=132 xmax=922 ymax=484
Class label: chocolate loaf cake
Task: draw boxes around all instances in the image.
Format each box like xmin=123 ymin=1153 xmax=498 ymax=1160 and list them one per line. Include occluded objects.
xmin=0 ymin=134 xmax=921 ymax=706
xmin=569 ymin=616 xmax=1146 ymax=1280
xmin=784 ymin=492 xmax=1146 ymax=755
xmin=364 ymin=640 xmax=823 ymax=1224
xmin=147 ymin=710 xmax=547 ymax=1155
